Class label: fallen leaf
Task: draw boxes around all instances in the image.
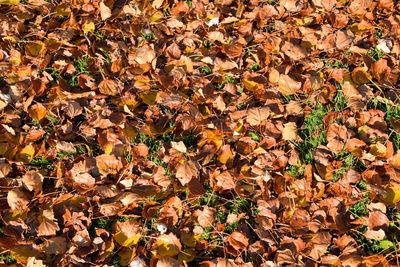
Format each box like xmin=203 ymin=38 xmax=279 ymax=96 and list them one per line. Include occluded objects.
xmin=7 ymin=188 xmax=29 ymax=210
xmin=96 ymin=154 xmax=123 ymax=175
xmin=100 ymin=2 xmax=112 ymax=20
xmin=22 ymin=171 xmax=43 ymax=194
xmin=175 ymin=161 xmax=198 ymax=186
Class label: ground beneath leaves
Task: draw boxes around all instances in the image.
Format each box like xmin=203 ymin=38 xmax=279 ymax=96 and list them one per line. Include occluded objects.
xmin=1 ymin=0 xmax=400 ymax=266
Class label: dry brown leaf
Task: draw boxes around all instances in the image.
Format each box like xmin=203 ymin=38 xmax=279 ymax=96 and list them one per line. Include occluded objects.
xmin=38 ymin=220 xmax=60 ymax=237
xmin=7 ymin=188 xmax=29 ymax=210
xmin=175 ymin=161 xmax=198 ymax=186
xmin=247 ymin=107 xmax=270 ymax=126
xmin=22 ymin=171 xmax=43 ymax=194
xmin=279 ymin=75 xmax=302 ymax=95
xmin=96 ymin=154 xmax=123 ymax=175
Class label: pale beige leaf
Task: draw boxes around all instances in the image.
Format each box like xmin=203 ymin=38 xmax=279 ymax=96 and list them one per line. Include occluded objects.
xmin=7 ymin=188 xmax=29 ymax=210
xmin=22 ymin=171 xmax=43 ymax=193
xmin=136 ymin=45 xmax=155 ymax=64
xmin=246 ymin=107 xmax=270 ymax=126
xmin=100 ymin=2 xmax=112 ymax=20
xmin=282 ymin=122 xmax=299 ymax=141
xmin=43 ymin=236 xmax=67 ymax=254
xmin=38 ymin=220 xmax=60 ymax=236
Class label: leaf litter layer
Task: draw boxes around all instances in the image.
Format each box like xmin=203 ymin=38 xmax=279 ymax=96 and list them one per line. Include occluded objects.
xmin=0 ymin=0 xmax=400 ymax=266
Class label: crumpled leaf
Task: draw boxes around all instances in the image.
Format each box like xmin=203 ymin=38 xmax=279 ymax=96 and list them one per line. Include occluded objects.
xmin=175 ymin=161 xmax=199 ymax=186
xmin=152 ymin=233 xmax=182 ymax=258
xmin=96 ymin=154 xmax=123 ymax=175
xmin=114 ymin=220 xmax=142 ymax=247
xmin=22 ymin=171 xmax=43 ymax=194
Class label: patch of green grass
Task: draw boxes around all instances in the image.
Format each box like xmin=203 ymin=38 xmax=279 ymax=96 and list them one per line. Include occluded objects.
xmin=30 ymin=155 xmax=55 ymax=171
xmin=46 ymin=114 xmax=61 ymax=125
xmin=110 ymin=247 xmax=121 ymax=267
xmin=356 ymin=179 xmax=367 ymax=190
xmin=225 ymin=75 xmax=236 ymax=84
xmin=280 ymin=94 xmax=296 ymax=104
xmin=74 ymin=57 xmax=92 ymax=74
xmin=99 ymin=48 xmax=112 ymax=64
xmin=249 ymin=63 xmax=261 ymax=71
xmin=286 ymin=162 xmax=305 ymax=178
xmin=215 ymin=75 xmax=237 ymax=90
xmin=76 ymin=145 xmax=86 ymax=155
xmin=203 ymin=40 xmax=214 ymax=48
xmin=186 ymin=0 xmax=192 ymax=7
xmin=95 ymin=30 xmax=107 ymax=41
xmin=348 ymin=194 xmax=370 ymax=218
xmin=134 ymin=133 xmax=163 ymax=161
xmin=373 ymin=27 xmax=383 ymax=39
xmin=331 ymin=149 xmax=356 ymax=182
xmin=92 ymin=218 xmax=113 ymax=233
xmin=366 ymin=46 xmax=384 ymax=62
xmin=124 ymin=150 xmax=132 ymax=163
xmin=140 ymin=30 xmax=156 ymax=41
xmin=226 ymin=196 xmax=251 ymax=215
xmin=69 ymin=57 xmax=93 ymax=87
xmin=324 ymin=60 xmax=349 ymax=70
xmin=348 ymin=225 xmax=382 ymax=254
xmin=343 ymin=50 xmax=352 ymax=59
xmin=56 ymin=150 xmax=78 ymax=160
xmin=164 ymin=7 xmax=171 ymax=17
xmin=268 ymin=0 xmax=280 ymax=5
xmin=198 ymin=65 xmax=212 ymax=75
xmin=296 ymin=104 xmax=328 ymax=164
xmin=182 ymin=130 xmax=199 ymax=149
xmin=0 ymin=255 xmax=16 ymax=265
xmin=244 ymin=47 xmax=253 ymax=56
xmin=367 ymin=97 xmax=400 ymax=150
xmin=263 ymin=25 xmax=275 ymax=33
xmin=41 ymin=67 xmax=61 ymax=81
xmin=144 ymin=137 xmax=163 ymax=161
xmin=391 ymin=132 xmax=400 ymax=152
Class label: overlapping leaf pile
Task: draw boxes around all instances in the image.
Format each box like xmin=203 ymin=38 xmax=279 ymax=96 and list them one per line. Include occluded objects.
xmin=1 ymin=0 xmax=400 ymax=266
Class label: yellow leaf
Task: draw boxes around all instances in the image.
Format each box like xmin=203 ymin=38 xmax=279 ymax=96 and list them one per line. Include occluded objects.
xmin=218 ymin=144 xmax=233 ymax=164
xmin=243 ymin=79 xmax=262 ymax=91
xmin=29 ymin=103 xmax=47 ymax=121
xmin=10 ymin=245 xmax=41 ymax=264
xmin=16 ymin=145 xmax=35 ymax=163
xmin=82 ymin=22 xmax=95 ymax=34
xmin=9 ymin=49 xmax=22 ymax=65
xmin=180 ymin=232 xmax=197 ymax=247
xmin=0 ymin=0 xmax=19 ymax=4
xmin=2 ymin=36 xmax=19 ymax=42
xmin=152 ymin=233 xmax=182 ymax=258
xmin=119 ymin=247 xmax=136 ymax=266
xmin=26 ymin=41 xmax=46 ymax=57
xmin=392 ymin=151 xmax=400 ymax=169
xmin=140 ymin=91 xmax=159 ymax=105
xmin=370 ymin=143 xmax=386 ymax=157
xmin=55 ymin=3 xmax=71 ymax=16
xmin=122 ymin=123 xmax=138 ymax=140
xmin=381 ymin=186 xmax=400 ymax=204
xmin=149 ymin=11 xmax=163 ymax=22
xmin=114 ymin=231 xmax=141 ymax=247
xmin=178 ymin=247 xmax=195 ymax=262
xmin=104 ymin=143 xmax=114 ymax=155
